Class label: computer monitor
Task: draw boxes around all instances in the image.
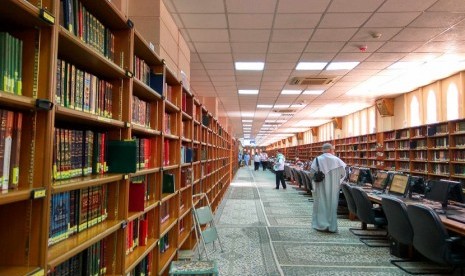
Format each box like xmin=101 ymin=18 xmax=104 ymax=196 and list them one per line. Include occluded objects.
xmin=407 ymin=176 xmax=426 ymax=198
xmin=349 ymin=167 xmax=360 ymax=183
xmin=372 ymin=171 xmax=389 ymax=190
xmin=425 ymin=180 xmax=451 ymax=209
xmin=358 ymin=168 xmax=373 ymax=185
xmin=439 ymin=179 xmax=464 ymax=203
xmin=388 ymin=174 xmax=410 ymax=197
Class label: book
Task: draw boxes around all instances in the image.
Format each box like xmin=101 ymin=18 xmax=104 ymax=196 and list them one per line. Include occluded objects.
xmin=107 ymin=140 xmax=137 ymax=173
xmin=128 ymin=181 xmax=145 ymax=212
xmin=162 ymin=173 xmax=175 ymax=194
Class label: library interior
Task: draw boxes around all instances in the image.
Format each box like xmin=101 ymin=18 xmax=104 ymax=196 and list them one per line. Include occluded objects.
xmin=3 ymin=0 xmax=465 ymax=275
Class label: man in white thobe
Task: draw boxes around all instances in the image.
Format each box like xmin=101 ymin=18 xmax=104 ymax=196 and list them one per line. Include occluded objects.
xmin=310 ymin=143 xmax=346 ymax=233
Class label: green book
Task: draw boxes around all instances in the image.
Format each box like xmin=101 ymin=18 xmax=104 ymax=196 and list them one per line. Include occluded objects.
xmin=162 ymin=173 xmax=175 ymax=194
xmin=17 ymin=38 xmax=22 ymax=95
xmin=107 ymin=140 xmax=136 ymax=173
xmin=0 ymin=32 xmax=6 ymax=91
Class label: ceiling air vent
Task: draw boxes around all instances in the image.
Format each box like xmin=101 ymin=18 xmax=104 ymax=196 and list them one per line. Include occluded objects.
xmin=289 ymin=76 xmax=335 ymax=86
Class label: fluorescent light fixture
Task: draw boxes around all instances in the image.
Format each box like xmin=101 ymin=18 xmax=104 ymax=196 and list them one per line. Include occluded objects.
xmin=262 ymin=124 xmax=272 ymax=127
xmin=267 ymin=113 xmax=281 ymax=117
xmin=273 ymin=104 xmax=290 ymax=108
xmin=265 ymin=119 xmax=275 ymax=123
xmin=281 ymin=90 xmax=302 ymax=95
xmin=326 ymin=62 xmax=359 ymax=70
xmin=238 ymin=89 xmax=259 ymax=95
xmin=303 ymin=89 xmax=324 ymax=95
xmin=242 ymin=119 xmax=253 ymax=122
xmin=296 ymin=62 xmax=327 ymax=70
xmin=235 ymin=62 xmax=265 ymax=71
xmin=243 ymin=124 xmax=252 ymax=127
xmin=241 ymin=112 xmax=254 ymax=117
xmin=257 ymin=104 xmax=273 ymax=108
xmin=276 ymin=119 xmax=287 ymax=123
xmin=291 ymin=104 xmax=306 ymax=108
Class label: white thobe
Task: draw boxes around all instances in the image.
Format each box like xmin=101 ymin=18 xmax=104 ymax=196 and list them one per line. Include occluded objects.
xmin=310 ymin=153 xmax=346 ymax=232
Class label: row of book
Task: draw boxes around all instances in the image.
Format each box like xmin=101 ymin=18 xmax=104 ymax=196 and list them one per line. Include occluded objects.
xmin=126 ymin=215 xmax=149 ymax=255
xmin=0 ymin=32 xmax=22 ymax=94
xmin=56 ymin=59 xmax=114 ymax=118
xmin=180 ymin=146 xmax=193 ymax=164
xmin=50 ymin=239 xmax=107 ymax=276
xmin=159 ymin=233 xmax=170 ymax=254
xmin=126 ymin=252 xmax=153 ymax=276
xmin=164 ymin=112 xmax=173 ymax=135
xmin=160 ymin=201 xmax=170 ymax=224
xmin=134 ymin=55 xmax=151 ymax=86
xmin=0 ymin=110 xmax=22 ymax=190
xmin=53 ymin=129 xmax=107 ymax=181
xmin=180 ymin=168 xmax=193 ymax=189
xmin=132 ymin=95 xmax=151 ymax=127
xmin=60 ymin=0 xmax=116 ymax=61
xmin=135 ymin=137 xmax=152 ymax=170
xmin=49 ymin=186 xmax=108 ymax=246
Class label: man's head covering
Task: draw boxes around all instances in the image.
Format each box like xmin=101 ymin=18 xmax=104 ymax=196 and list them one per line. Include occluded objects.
xmin=322 ymin=143 xmax=333 ymax=151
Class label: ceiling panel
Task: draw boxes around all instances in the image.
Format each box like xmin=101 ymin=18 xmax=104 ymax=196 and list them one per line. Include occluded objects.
xmin=277 ymin=0 xmax=330 ymax=13
xmin=187 ymin=29 xmax=229 ymax=42
xmin=172 ymin=0 xmax=224 ymax=13
xmin=194 ymin=42 xmax=231 ymax=53
xmin=328 ymin=0 xmax=384 ymax=12
xmin=231 ymin=42 xmax=268 ymax=53
xmin=428 ymin=0 xmax=465 ymax=12
xmin=230 ymin=30 xmax=271 ymax=42
xmin=271 ymin=29 xmax=314 ymax=42
xmin=226 ymin=0 xmax=277 ymax=13
xmin=274 ymin=13 xmax=321 ymax=29
xmin=311 ymin=28 xmax=358 ymax=42
xmin=319 ymin=13 xmax=372 ymax=28
xmin=410 ymin=12 xmax=465 ymax=28
xmin=179 ymin=14 xmax=227 ymax=28
xmin=379 ymin=0 xmax=437 ymax=12
xmin=228 ymin=14 xmax=274 ymax=29
xmin=364 ymin=12 xmax=421 ymax=28
xmin=268 ymin=42 xmax=306 ymax=53
xmin=198 ymin=53 xmax=234 ymax=62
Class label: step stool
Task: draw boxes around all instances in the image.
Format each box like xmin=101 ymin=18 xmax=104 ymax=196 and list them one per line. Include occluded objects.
xmin=169 ymin=260 xmax=218 ymax=276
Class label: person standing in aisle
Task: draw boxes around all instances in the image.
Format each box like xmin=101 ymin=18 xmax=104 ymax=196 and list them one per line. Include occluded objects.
xmin=274 ymin=150 xmax=286 ymax=189
xmin=243 ymin=152 xmax=250 ymax=167
xmin=253 ymin=153 xmax=260 ymax=171
xmin=238 ymin=152 xmax=243 ymax=167
xmin=310 ymin=143 xmax=346 ymax=233
xmin=260 ymin=150 xmax=268 ymax=171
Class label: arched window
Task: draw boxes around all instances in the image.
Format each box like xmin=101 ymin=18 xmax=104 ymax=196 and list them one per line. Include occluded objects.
xmin=410 ymin=95 xmax=420 ymax=126
xmin=369 ymin=107 xmax=376 ymax=133
xmin=361 ymin=110 xmax=367 ymax=135
xmin=426 ymin=90 xmax=437 ymax=124
xmin=447 ymin=83 xmax=459 ymax=120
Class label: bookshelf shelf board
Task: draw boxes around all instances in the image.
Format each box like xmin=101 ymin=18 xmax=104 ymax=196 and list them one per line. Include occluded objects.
xmin=396 ymin=148 xmax=410 ymax=151
xmin=133 ymin=78 xmax=163 ymax=102
xmin=163 ymin=164 xmax=180 ymax=171
xmin=428 ymin=173 xmax=450 ymax=177
xmin=52 ymin=174 xmax=123 ymax=194
xmin=396 ymin=137 xmax=410 ymax=141
xmin=131 ymin=167 xmax=161 ymax=177
xmin=452 ymin=174 xmax=465 ymax=179
xmin=179 ymin=185 xmax=191 ymax=193
xmin=193 ymin=179 xmax=200 ymax=185
xmin=181 ymin=137 xmax=192 ymax=143
xmin=47 ymin=220 xmax=122 ymax=269
xmin=412 ymin=148 xmax=428 ymax=151
xmin=410 ymin=136 xmax=426 ymax=140
xmin=0 ymin=187 xmax=34 ymax=206
xmin=0 ymin=91 xmax=36 ymax=111
xmin=124 ymin=238 xmax=158 ymax=274
xmin=429 ymin=147 xmax=450 ymax=151
xmin=193 ymin=140 xmax=200 ymax=145
xmin=164 ymin=133 xmax=180 ymax=140
xmin=132 ymin=124 xmax=161 ymax=137
xmin=411 ymin=159 xmax=428 ymax=163
xmin=451 ymin=132 xmax=465 ymax=136
xmin=178 ymin=229 xmax=190 ymax=247
xmin=158 ymin=247 xmax=177 ymax=275
xmin=430 ymin=160 xmax=450 ymax=163
xmin=134 ymin=30 xmax=163 ymax=66
xmin=0 ymin=266 xmax=42 ymax=276
xmin=182 ymin=111 xmax=192 ymax=121
xmin=180 ymin=163 xmax=191 ymax=168
xmin=179 ymin=208 xmax=191 ymax=220
xmin=160 ymin=218 xmax=177 ymax=238
xmin=161 ymin=192 xmax=177 ymax=203
xmin=412 ymin=171 xmax=428 ymax=175
xmin=194 ymin=120 xmax=201 ymax=126
xmin=452 ymin=161 xmax=465 ymax=164
xmin=164 ymin=66 xmax=180 ymax=85
xmin=0 ymin=0 xmax=49 ymax=28
xmin=450 ymin=147 xmax=465 ymax=150
xmin=58 ymin=27 xmax=126 ymax=79
xmin=128 ymin=199 xmax=159 ymax=222
xmin=55 ymin=106 xmax=125 ymax=129
xmin=165 ymin=100 xmax=180 ymax=113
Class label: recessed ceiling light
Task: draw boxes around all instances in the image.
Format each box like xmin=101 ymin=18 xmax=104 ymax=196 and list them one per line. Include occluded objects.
xmin=296 ymin=62 xmax=327 ymax=70
xmin=274 ymin=104 xmax=290 ymax=108
xmin=326 ymin=62 xmax=359 ymax=70
xmin=242 ymin=112 xmax=254 ymax=117
xmin=243 ymin=124 xmax=252 ymax=127
xmin=265 ymin=120 xmax=275 ymax=123
xmin=242 ymin=119 xmax=253 ymax=122
xmin=276 ymin=119 xmax=287 ymax=123
xmin=268 ymin=113 xmax=281 ymax=117
xmin=257 ymin=104 xmax=273 ymax=108
xmin=281 ymin=90 xmax=302 ymax=95
xmin=238 ymin=89 xmax=259 ymax=95
xmin=303 ymin=89 xmax=325 ymax=95
xmin=235 ymin=62 xmax=265 ymax=71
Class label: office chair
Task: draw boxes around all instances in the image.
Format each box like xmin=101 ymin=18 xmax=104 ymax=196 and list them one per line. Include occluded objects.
xmin=382 ymin=196 xmax=420 ymax=274
xmin=341 ymin=183 xmax=367 ymax=236
xmin=407 ymin=204 xmax=465 ymax=275
xmin=351 ymin=187 xmax=388 ymax=247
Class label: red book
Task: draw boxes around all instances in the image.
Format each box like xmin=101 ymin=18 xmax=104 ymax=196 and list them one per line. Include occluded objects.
xmin=139 ymin=218 xmax=148 ymax=246
xmin=128 ymin=182 xmax=145 ymax=212
xmin=144 ymin=139 xmax=151 ymax=168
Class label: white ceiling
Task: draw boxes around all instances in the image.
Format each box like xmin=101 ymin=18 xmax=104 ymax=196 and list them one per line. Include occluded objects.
xmin=164 ymin=0 xmax=465 ymax=146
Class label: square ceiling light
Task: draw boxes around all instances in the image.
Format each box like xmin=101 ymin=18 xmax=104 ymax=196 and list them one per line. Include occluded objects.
xmin=326 ymin=62 xmax=359 ymax=70
xmin=303 ymin=89 xmax=325 ymax=95
xmin=257 ymin=104 xmax=273 ymax=108
xmin=273 ymin=104 xmax=290 ymax=108
xmin=281 ymin=90 xmax=302 ymax=95
xmin=235 ymin=62 xmax=265 ymax=71
xmin=296 ymin=62 xmax=327 ymax=70
xmin=241 ymin=112 xmax=254 ymax=117
xmin=242 ymin=119 xmax=253 ymax=122
xmin=243 ymin=124 xmax=252 ymax=127
xmin=238 ymin=89 xmax=259 ymax=95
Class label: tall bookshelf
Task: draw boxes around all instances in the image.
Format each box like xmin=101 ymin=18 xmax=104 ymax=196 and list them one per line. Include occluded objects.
xmin=0 ymin=1 xmax=234 ymax=275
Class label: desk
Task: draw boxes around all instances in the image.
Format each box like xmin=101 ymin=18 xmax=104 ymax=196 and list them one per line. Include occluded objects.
xmin=367 ymin=193 xmax=465 ymax=236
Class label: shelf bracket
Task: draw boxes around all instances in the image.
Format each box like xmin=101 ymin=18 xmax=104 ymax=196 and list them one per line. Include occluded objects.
xmin=40 ymin=9 xmax=55 ymax=25
xmin=126 ymin=19 xmax=134 ymax=29
xmin=121 ymin=221 xmax=128 ymax=229
xmin=35 ymin=99 xmax=53 ymax=111
xmin=31 ymin=187 xmax=46 ymax=199
xmin=125 ymin=70 xmax=133 ymax=78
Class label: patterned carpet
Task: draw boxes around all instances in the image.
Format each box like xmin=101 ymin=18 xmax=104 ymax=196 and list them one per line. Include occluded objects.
xmin=205 ymin=166 xmax=448 ymax=275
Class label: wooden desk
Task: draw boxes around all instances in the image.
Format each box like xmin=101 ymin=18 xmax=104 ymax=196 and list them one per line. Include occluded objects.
xmin=367 ymin=193 xmax=465 ymax=236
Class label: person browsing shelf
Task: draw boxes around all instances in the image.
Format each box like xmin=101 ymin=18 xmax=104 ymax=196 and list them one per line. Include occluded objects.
xmin=243 ymin=152 xmax=250 ymax=167
xmin=310 ymin=143 xmax=346 ymax=233
xmin=274 ymin=150 xmax=286 ymax=189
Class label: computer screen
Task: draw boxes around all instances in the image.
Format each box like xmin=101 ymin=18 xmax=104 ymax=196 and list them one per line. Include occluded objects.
xmin=358 ymin=168 xmax=373 ymax=185
xmin=408 ymin=176 xmax=426 ymax=196
xmin=425 ymin=180 xmax=450 ymax=207
xmin=439 ymin=179 xmax=464 ymax=203
xmin=388 ymin=174 xmax=410 ymax=196
xmin=349 ymin=167 xmax=360 ymax=183
xmin=373 ymin=171 xmax=389 ymax=190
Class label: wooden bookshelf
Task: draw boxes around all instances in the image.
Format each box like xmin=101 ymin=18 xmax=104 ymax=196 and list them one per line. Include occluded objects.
xmin=0 ymin=0 xmax=235 ymax=275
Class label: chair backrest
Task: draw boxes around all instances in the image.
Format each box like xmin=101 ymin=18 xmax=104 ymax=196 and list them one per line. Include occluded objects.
xmin=297 ymin=170 xmax=305 ymax=186
xmin=341 ymin=183 xmax=357 ymax=214
xmin=407 ymin=204 xmax=450 ymax=265
xmin=381 ymin=196 xmax=413 ymax=245
xmin=303 ymin=171 xmax=313 ymax=191
xmin=351 ymin=187 xmax=376 ymax=224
